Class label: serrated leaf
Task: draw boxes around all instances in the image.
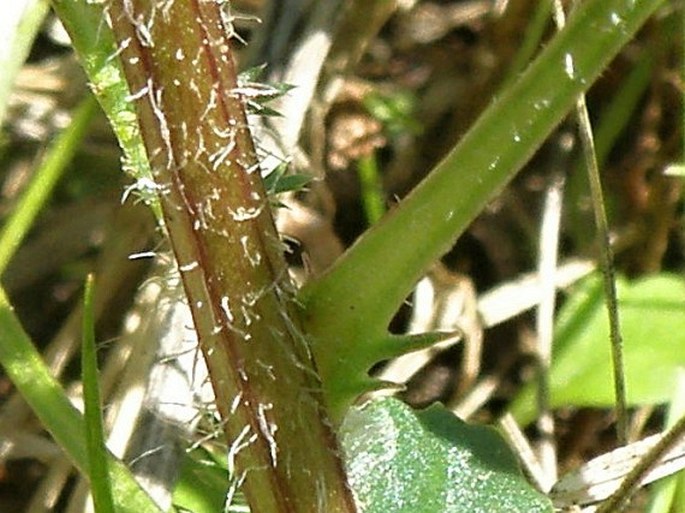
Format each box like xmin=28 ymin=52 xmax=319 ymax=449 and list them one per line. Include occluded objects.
xmin=510 ymin=273 xmax=685 ymax=425
xmin=270 ymin=174 xmax=312 ymax=194
xmin=238 ymin=64 xmax=268 ymax=83
xmin=341 ymin=397 xmax=552 ymax=513
xmin=246 ymin=102 xmax=283 ymax=118
xmin=264 ymin=164 xmax=312 ymax=195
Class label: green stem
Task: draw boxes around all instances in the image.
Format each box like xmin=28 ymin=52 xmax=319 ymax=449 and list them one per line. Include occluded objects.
xmin=499 ymin=0 xmax=552 ymax=90
xmin=575 ymin=96 xmax=628 ymax=445
xmin=553 ymin=0 xmax=628 ymax=445
xmin=357 ymin=153 xmax=386 ymax=225
xmin=299 ymin=0 xmax=667 ymax=419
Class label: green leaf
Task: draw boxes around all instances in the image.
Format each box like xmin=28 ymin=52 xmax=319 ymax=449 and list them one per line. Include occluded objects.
xmin=341 ymin=398 xmax=552 ymax=513
xmin=0 ymin=95 xmax=98 ymax=276
xmin=173 ymin=447 xmax=231 ymax=513
xmin=363 ymin=90 xmax=421 ymax=136
xmin=82 ymin=275 xmax=116 ymax=513
xmin=263 ymin=163 xmax=312 ymax=195
xmin=239 ymin=64 xmax=269 ymax=83
xmin=510 ymin=273 xmax=685 ymax=425
xmin=0 ymin=285 xmax=162 ymax=513
xmin=237 ymin=65 xmax=295 ymax=118
xmin=0 ymin=0 xmax=50 ymax=126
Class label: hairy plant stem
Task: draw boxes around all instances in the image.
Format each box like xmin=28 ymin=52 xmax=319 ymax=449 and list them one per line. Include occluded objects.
xmin=106 ymin=1 xmax=356 ymax=512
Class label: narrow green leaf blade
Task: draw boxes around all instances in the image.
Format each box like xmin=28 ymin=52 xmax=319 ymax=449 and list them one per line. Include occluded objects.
xmin=0 ymin=95 xmax=98 ymax=275
xmin=82 ymin=275 xmax=116 ymax=513
xmin=341 ymin=398 xmax=552 ymax=513
xmin=0 ymin=285 xmax=162 ymax=513
xmin=0 ymin=0 xmax=50 ymax=126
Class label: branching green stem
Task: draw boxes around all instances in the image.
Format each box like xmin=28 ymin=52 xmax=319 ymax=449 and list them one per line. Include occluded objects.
xmin=299 ymin=0 xmax=666 ymax=419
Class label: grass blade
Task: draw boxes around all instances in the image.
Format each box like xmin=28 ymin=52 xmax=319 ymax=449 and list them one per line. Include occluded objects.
xmin=0 ymin=0 xmax=50 ymax=126
xmin=81 ymin=274 xmax=116 ymax=513
xmin=0 ymin=284 xmax=162 ymax=513
xmin=0 ymin=95 xmax=98 ymax=276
